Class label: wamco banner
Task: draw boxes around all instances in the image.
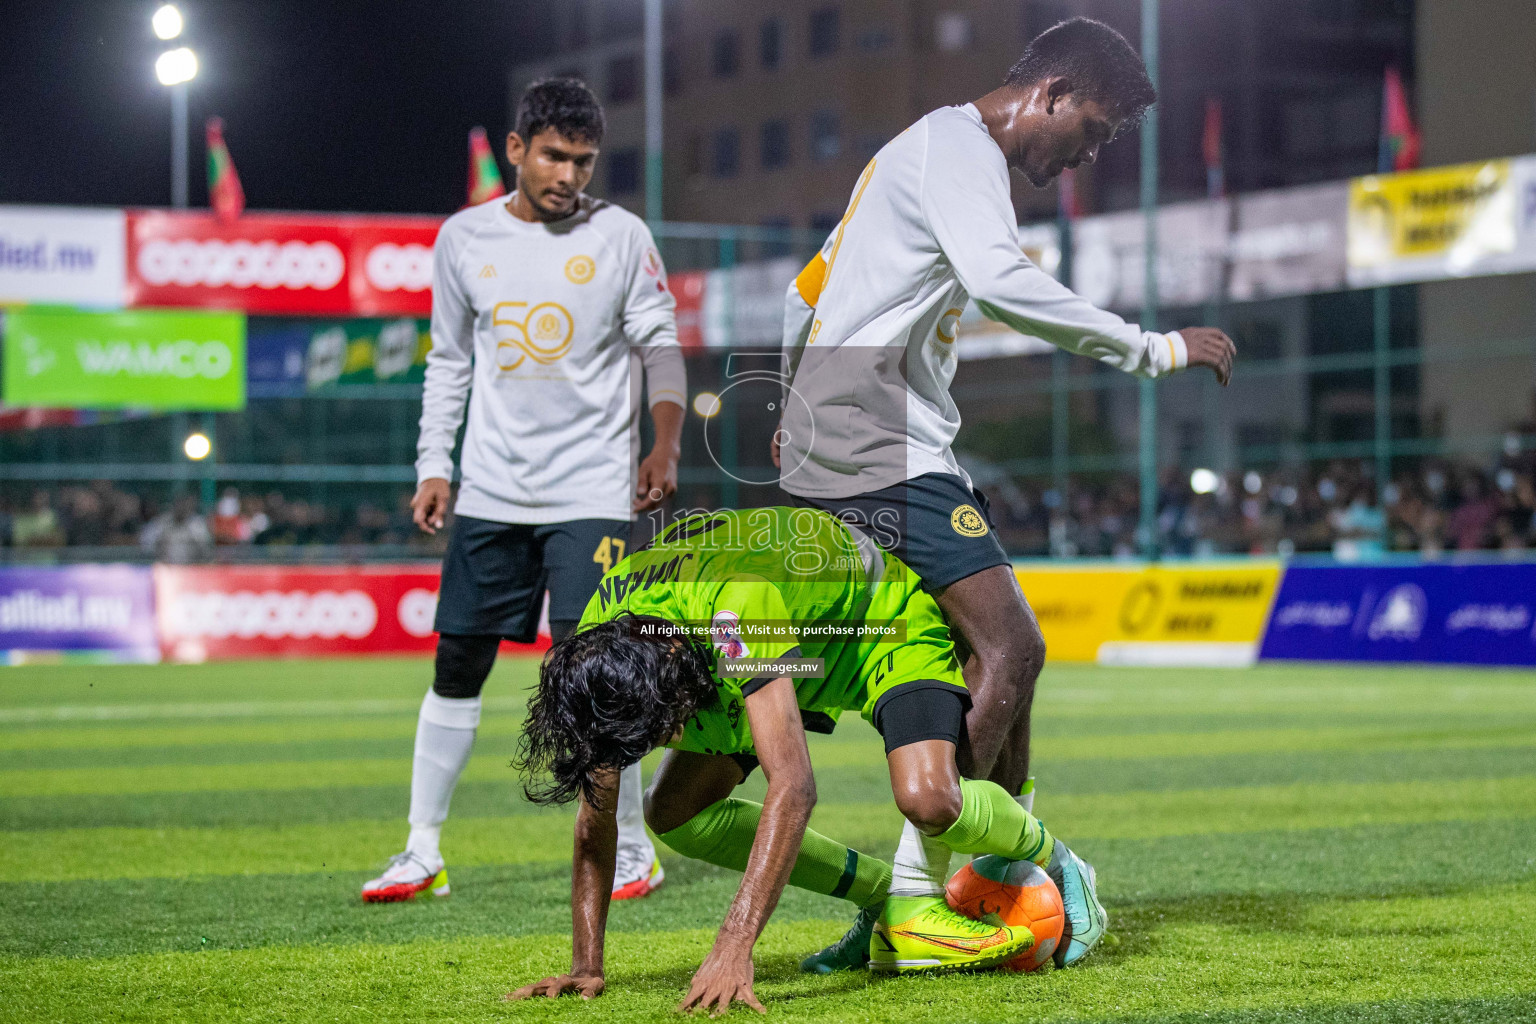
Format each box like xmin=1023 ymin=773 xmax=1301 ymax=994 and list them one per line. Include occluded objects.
xmin=2 ymin=307 xmax=246 ymax=410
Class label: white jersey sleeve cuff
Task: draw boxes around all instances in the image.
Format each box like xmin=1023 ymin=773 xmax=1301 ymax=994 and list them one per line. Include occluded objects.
xmin=1164 ymin=331 xmax=1188 ymax=373
xmin=416 ymin=457 xmax=455 ymax=486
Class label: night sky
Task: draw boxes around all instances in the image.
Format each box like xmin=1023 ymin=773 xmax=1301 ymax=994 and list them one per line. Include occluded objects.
xmin=0 ymin=2 xmax=549 ymax=215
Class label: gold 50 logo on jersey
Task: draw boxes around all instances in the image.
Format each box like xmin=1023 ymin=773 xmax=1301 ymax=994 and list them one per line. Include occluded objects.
xmin=491 ymin=301 xmax=575 ymax=370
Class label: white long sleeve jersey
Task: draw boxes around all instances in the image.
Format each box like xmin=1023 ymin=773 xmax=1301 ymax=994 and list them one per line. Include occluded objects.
xmin=780 ymin=103 xmax=1187 ymax=500
xmin=417 ymin=196 xmax=684 ymax=524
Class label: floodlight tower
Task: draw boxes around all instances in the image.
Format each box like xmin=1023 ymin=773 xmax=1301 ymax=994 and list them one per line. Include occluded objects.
xmin=152 ymin=6 xmax=197 ymax=209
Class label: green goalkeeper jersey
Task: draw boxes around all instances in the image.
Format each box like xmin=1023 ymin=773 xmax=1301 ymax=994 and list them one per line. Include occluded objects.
xmin=577 ymin=506 xmax=963 ymax=757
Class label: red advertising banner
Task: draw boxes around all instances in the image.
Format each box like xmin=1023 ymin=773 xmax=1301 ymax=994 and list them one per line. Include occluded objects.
xmin=126 ymin=211 xmax=442 ymax=318
xmin=672 ymin=269 xmax=706 ymax=350
xmin=153 ymin=565 xmax=547 ymax=662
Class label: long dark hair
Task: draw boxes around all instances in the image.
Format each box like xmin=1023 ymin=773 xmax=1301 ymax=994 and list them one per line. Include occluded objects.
xmin=515 ymin=614 xmax=718 ymax=806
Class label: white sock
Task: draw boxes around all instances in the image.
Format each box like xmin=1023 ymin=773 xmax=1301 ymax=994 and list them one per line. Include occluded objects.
xmin=1017 ymin=777 xmax=1035 ymax=815
xmin=889 ymin=819 xmax=952 ymax=897
xmin=615 ymin=761 xmax=651 ymax=855
xmin=406 ymin=689 xmax=481 ymax=864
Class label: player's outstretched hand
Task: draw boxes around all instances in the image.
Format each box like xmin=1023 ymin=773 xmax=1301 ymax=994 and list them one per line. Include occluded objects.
xmin=1178 ymin=327 xmax=1237 ymax=386
xmin=411 ymin=477 xmax=451 ymax=535
xmin=634 ymin=446 xmax=679 ymax=512
xmin=679 ymin=952 xmax=766 ymax=1017
xmin=504 ymin=974 xmax=605 ymax=1001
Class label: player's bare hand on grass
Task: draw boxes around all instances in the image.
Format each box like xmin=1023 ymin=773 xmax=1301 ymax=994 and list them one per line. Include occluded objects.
xmin=1179 ymin=327 xmax=1237 ymax=385
xmin=634 ymin=446 xmax=679 ymax=512
xmin=411 ymin=478 xmax=451 ymax=534
xmin=679 ymin=951 xmax=765 ymax=1017
xmin=504 ymin=974 xmax=605 ymax=1001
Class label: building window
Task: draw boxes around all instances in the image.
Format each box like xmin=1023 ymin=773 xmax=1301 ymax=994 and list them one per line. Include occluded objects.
xmin=856 ymin=25 xmax=893 ymax=52
xmin=712 ymin=29 xmax=741 ymax=78
xmin=760 ymin=18 xmax=782 ymax=69
xmin=811 ymin=212 xmax=841 ymax=239
xmin=608 ymin=148 xmax=641 ymax=195
xmin=934 ymin=12 xmax=972 ymax=51
xmin=809 ymin=7 xmax=840 ymax=57
xmin=566 ymin=5 xmax=589 ymax=49
xmin=599 ymin=0 xmax=642 ymax=42
xmin=810 ymin=110 xmax=840 ymax=162
xmin=664 ymin=47 xmax=682 ymax=96
xmin=761 ymin=120 xmax=791 ymax=169
xmin=712 ymin=127 xmax=741 ymax=178
xmin=1027 ymin=1 xmax=1071 ymax=36
xmin=606 ymin=54 xmax=638 ymax=103
xmin=760 ymin=216 xmax=792 ymax=257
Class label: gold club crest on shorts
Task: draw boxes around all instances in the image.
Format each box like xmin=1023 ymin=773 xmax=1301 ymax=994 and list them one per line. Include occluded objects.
xmin=950 ymin=504 xmax=989 ymax=538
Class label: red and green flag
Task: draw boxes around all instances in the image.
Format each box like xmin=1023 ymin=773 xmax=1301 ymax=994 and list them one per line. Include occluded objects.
xmin=205 ymin=117 xmax=245 ymax=221
xmin=1379 ymin=66 xmax=1421 ymax=173
xmin=467 ymin=127 xmax=506 ymax=206
xmin=1202 ymin=96 xmax=1225 ymax=199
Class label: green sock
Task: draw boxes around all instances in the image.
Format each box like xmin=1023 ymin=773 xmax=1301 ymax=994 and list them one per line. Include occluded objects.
xmin=935 ymin=778 xmax=1056 ymax=867
xmin=657 ymin=797 xmax=890 ymax=908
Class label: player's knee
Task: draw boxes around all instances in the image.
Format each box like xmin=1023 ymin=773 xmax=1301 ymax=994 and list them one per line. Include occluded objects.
xmin=893 ymin=776 xmax=962 ymax=836
xmin=431 ymin=633 xmax=500 ymax=699
xmin=643 ymin=781 xmax=691 ymax=836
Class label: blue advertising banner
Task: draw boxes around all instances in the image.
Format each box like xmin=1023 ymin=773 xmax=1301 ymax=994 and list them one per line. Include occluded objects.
xmin=0 ymin=565 xmax=159 ymax=663
xmin=1260 ymin=562 xmax=1536 ymax=666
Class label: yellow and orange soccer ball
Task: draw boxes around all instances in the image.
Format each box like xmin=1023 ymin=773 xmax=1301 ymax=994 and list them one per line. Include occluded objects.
xmin=945 ymin=855 xmax=1065 ymax=972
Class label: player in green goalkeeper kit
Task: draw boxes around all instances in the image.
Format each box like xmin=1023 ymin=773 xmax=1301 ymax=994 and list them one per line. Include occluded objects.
xmin=509 ymin=507 xmax=1104 ymax=1013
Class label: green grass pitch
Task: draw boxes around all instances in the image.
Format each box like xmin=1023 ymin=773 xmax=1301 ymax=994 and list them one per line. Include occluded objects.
xmin=2 ymin=657 xmax=1534 ymax=1023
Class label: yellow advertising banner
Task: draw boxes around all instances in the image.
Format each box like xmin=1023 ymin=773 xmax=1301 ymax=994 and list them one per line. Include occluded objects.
xmin=1014 ymin=562 xmax=1282 ymax=665
xmin=1347 ymin=160 xmax=1515 ymax=284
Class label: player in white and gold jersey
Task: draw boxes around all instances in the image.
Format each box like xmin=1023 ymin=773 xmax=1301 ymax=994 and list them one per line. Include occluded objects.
xmin=778 ymin=19 xmax=1236 ymax=971
xmin=363 ymin=79 xmax=684 ymax=904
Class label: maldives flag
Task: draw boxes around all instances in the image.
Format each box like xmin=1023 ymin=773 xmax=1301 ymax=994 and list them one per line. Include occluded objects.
xmin=467 ymin=127 xmax=507 ymax=205
xmin=1379 ymin=67 xmax=1421 ymax=173
xmin=205 ymin=117 xmax=245 ymax=221
xmin=1202 ymin=96 xmax=1225 ymax=199
xmin=1057 ymin=167 xmax=1081 ymax=220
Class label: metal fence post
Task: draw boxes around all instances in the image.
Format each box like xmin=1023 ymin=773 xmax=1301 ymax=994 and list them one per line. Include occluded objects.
xmin=1138 ymin=0 xmax=1161 ymax=559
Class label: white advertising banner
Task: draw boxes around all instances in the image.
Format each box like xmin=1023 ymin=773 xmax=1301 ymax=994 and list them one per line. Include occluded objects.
xmin=0 ymin=206 xmax=126 ymax=307
xmin=700 ymin=256 xmax=800 ymax=348
xmin=1228 ymin=181 xmax=1349 ymax=300
xmin=1072 ymin=199 xmax=1230 ymax=313
xmin=1345 ymin=158 xmax=1536 ymax=286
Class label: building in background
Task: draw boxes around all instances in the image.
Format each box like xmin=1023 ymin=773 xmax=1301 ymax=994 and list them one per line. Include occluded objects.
xmin=1414 ymin=0 xmax=1536 ymax=447
xmin=510 ymin=0 xmax=1412 ymax=230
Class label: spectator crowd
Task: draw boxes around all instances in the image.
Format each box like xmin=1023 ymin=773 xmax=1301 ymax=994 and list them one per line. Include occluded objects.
xmin=979 ymin=446 xmax=1536 ymax=559
xmin=2 ymin=447 xmax=1534 ymax=563
xmin=0 ymin=484 xmax=442 ymax=563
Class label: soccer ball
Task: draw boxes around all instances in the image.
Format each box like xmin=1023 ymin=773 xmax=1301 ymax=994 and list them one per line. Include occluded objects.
xmin=945 ymin=855 xmax=1065 ymax=972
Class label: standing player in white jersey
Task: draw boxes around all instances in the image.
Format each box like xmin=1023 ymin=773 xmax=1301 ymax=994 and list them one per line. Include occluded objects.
xmin=778 ymin=19 xmax=1236 ymax=969
xmin=363 ymin=79 xmax=686 ymax=904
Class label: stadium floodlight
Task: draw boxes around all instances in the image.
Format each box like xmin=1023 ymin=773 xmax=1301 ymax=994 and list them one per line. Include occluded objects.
xmin=1190 ymin=468 xmax=1220 ymax=495
xmin=155 ymin=47 xmax=198 ymax=86
xmin=693 ymin=392 xmax=721 ymax=418
xmin=152 ymin=4 xmax=184 ymax=40
xmin=183 ymin=432 xmax=212 ymax=460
